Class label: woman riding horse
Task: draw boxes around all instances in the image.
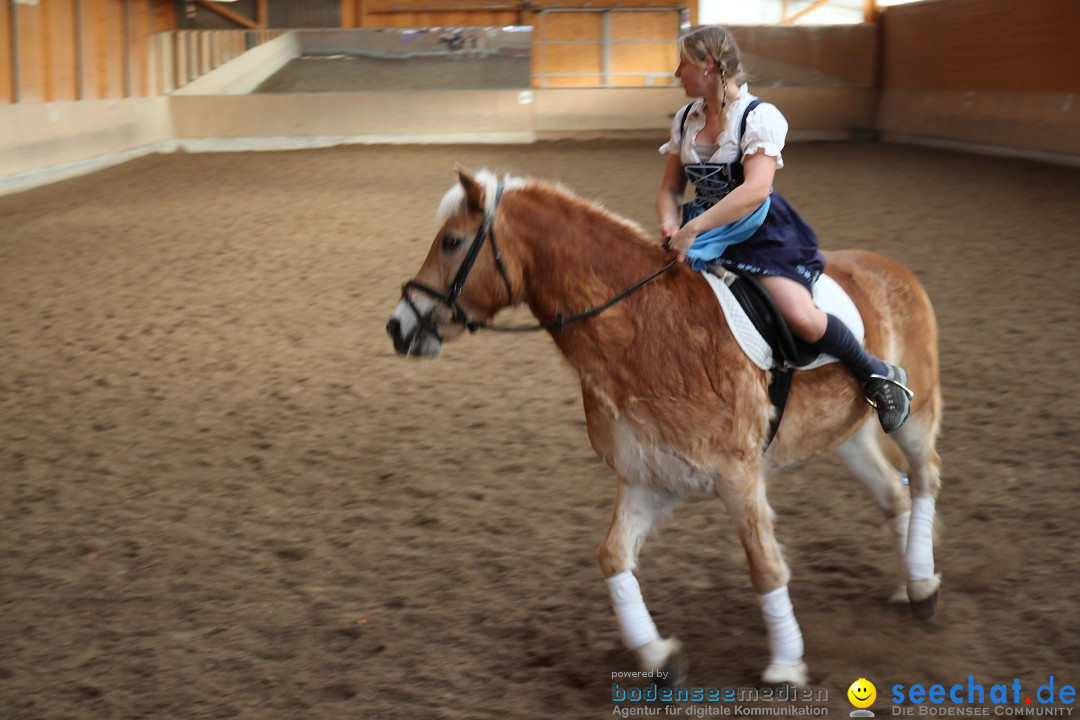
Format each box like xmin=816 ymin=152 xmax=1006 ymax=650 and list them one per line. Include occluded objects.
xmin=387 ymin=163 xmax=943 ymax=686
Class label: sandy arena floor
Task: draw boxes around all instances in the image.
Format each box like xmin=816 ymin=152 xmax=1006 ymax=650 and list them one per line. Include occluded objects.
xmin=1 ymin=141 xmax=1079 ymax=719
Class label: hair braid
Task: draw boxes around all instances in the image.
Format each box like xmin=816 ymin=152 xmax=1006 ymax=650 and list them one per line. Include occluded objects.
xmin=719 ymin=65 xmax=728 ymax=127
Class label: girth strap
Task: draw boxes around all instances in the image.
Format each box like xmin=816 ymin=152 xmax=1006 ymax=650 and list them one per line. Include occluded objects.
xmin=725 ymin=270 xmax=799 ymax=452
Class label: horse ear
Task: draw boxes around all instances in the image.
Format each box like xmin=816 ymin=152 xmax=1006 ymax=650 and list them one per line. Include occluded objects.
xmin=454 ymin=163 xmax=485 ymax=212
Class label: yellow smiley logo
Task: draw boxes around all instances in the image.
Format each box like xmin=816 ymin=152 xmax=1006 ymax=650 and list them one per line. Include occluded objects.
xmin=848 ymin=678 xmax=877 ymax=708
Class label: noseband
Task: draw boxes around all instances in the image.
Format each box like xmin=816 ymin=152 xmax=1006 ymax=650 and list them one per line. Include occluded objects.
xmin=401 ymin=185 xmax=513 ymax=337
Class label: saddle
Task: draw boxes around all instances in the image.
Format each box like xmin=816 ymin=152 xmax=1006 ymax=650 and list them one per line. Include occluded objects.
xmin=701 ymin=266 xmax=865 ymax=450
xmin=726 ymin=270 xmax=821 ymax=369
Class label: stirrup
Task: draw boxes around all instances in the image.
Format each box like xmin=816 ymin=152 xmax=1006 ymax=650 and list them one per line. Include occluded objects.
xmin=863 ymin=373 xmax=914 ymax=408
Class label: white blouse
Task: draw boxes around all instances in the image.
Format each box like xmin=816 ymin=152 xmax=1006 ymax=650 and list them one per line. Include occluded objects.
xmin=659 ymin=84 xmax=788 ymax=169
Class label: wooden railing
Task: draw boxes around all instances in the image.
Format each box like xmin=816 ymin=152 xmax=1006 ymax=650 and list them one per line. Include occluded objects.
xmin=153 ymin=30 xmax=284 ymax=95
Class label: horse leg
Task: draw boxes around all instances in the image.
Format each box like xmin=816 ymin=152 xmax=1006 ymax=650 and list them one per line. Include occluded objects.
xmin=599 ymin=479 xmax=687 ymax=685
xmin=836 ymin=420 xmax=913 ymax=604
xmin=719 ymin=470 xmax=808 ymax=686
xmin=890 ymin=384 xmax=943 ymax=620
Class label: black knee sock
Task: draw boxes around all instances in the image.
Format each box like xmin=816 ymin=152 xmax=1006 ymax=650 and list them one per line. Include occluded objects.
xmin=812 ymin=314 xmax=888 ymax=381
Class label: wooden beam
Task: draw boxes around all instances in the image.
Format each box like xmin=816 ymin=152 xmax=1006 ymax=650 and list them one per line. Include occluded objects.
xmin=864 ymin=0 xmax=879 ymax=23
xmin=152 ymin=0 xmax=175 ymax=31
xmin=194 ymin=1 xmax=260 ymax=30
xmin=341 ymin=0 xmax=357 ymax=28
xmin=123 ymin=0 xmax=132 ymax=98
xmin=95 ymin=0 xmax=107 ymax=98
xmin=74 ymin=0 xmax=84 ymax=99
xmin=42 ymin=0 xmax=53 ymax=101
xmin=256 ymin=0 xmax=267 ymax=27
xmin=9 ymin=0 xmax=19 ymax=102
xmin=780 ymin=0 xmax=834 ymax=25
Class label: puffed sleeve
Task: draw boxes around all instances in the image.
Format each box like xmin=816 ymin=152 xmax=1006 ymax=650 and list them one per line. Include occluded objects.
xmin=658 ymin=103 xmax=692 ymax=156
xmin=742 ymin=102 xmax=788 ymax=169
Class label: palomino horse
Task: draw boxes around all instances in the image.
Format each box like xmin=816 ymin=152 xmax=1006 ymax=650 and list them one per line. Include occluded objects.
xmin=387 ymin=168 xmax=943 ymax=686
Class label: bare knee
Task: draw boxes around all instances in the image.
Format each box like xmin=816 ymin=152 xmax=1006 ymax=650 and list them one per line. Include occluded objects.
xmin=759 ymin=276 xmax=826 ymax=342
xmin=784 ymin=306 xmax=825 ymax=342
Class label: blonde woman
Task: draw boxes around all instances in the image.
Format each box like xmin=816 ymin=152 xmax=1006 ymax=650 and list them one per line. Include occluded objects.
xmin=658 ymin=25 xmax=913 ymax=433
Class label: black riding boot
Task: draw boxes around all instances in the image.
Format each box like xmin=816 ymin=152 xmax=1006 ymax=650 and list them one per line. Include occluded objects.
xmin=811 ymin=314 xmax=914 ymax=433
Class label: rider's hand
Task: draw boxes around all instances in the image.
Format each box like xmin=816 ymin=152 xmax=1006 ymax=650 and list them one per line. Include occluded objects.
xmin=668 ymin=221 xmax=700 ymax=263
xmin=659 ymin=219 xmax=679 ymax=249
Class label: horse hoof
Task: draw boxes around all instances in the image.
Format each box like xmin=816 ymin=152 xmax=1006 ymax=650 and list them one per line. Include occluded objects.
xmin=762 ymin=662 xmax=809 ymax=687
xmin=637 ymin=638 xmax=687 ymax=687
xmin=910 ymin=589 xmax=939 ymax=620
xmin=908 ymin=575 xmax=942 ymax=621
xmin=659 ymin=648 xmax=689 ymax=688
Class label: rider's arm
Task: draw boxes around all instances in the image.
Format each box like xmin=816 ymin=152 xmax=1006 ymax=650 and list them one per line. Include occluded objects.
xmin=668 ymin=150 xmax=776 ymax=260
xmin=656 ymin=153 xmax=687 ymax=242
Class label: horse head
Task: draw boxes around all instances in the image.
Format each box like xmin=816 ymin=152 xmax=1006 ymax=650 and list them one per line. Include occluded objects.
xmin=387 ymin=167 xmax=523 ymax=356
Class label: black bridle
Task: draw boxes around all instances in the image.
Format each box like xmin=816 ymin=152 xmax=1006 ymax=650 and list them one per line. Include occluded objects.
xmin=400 ymin=184 xmax=677 ymax=338
xmin=401 ymin=185 xmax=513 ymax=338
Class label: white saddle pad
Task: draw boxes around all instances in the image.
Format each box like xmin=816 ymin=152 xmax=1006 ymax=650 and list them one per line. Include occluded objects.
xmin=701 ymin=268 xmax=865 ymax=372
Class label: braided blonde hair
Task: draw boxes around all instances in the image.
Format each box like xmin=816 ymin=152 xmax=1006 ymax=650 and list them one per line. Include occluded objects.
xmin=679 ymin=26 xmax=747 ymax=131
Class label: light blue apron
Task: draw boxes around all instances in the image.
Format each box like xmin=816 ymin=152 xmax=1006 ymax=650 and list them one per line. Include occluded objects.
xmin=681 ymin=196 xmax=770 ymax=272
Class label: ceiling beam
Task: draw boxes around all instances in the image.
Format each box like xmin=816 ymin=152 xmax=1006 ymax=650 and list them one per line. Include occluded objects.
xmin=194 ymin=1 xmax=262 ymax=30
xmin=781 ymin=0 xmax=834 ymax=25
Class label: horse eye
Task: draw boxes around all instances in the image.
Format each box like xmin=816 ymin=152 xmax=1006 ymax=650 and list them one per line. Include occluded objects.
xmin=442 ymin=234 xmax=465 ymax=252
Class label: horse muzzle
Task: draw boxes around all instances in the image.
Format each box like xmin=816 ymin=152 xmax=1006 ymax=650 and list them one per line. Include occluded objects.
xmin=387 ymin=299 xmax=443 ymax=357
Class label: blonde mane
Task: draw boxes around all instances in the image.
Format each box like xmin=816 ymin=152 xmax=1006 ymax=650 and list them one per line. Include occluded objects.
xmin=527 ymin=179 xmax=656 ymax=251
xmin=436 ymin=170 xmax=656 ymax=254
xmin=435 ymin=169 xmax=526 ymax=228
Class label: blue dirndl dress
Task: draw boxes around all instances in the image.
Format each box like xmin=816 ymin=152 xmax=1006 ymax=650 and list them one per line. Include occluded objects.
xmin=679 ymin=99 xmax=825 ymax=292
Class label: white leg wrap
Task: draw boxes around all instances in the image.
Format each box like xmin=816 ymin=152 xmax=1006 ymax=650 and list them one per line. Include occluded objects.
xmin=906 ymin=496 xmax=936 ymax=581
xmin=891 ymin=511 xmax=910 ymax=559
xmin=759 ymin=586 xmax=804 ymax=667
xmin=607 ymin=571 xmax=660 ymax=651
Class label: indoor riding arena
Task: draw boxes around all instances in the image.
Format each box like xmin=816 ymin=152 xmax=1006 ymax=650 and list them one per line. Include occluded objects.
xmin=2 ymin=1 xmax=1078 ymax=719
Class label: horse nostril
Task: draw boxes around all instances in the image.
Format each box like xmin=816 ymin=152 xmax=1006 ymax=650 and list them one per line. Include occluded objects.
xmin=386 ymin=318 xmax=401 ymax=340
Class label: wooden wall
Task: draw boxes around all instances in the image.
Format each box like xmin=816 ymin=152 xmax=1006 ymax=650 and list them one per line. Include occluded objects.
xmin=876 ymin=0 xmax=1080 ymax=155
xmin=880 ymin=0 xmax=1079 ymax=93
xmin=4 ymin=0 xmax=1076 ymax=159
xmin=180 ymin=0 xmax=335 ymax=30
xmin=343 ymin=0 xmax=692 ymax=32
xmin=730 ymin=24 xmax=877 ymax=88
xmin=344 ymin=0 xmax=527 ymax=29
xmin=1 ymin=0 xmax=175 ymax=104
xmin=533 ymin=9 xmax=680 ymax=88
xmin=343 ymin=0 xmax=689 ymax=90
xmin=3 ymin=0 xmax=691 ymax=101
